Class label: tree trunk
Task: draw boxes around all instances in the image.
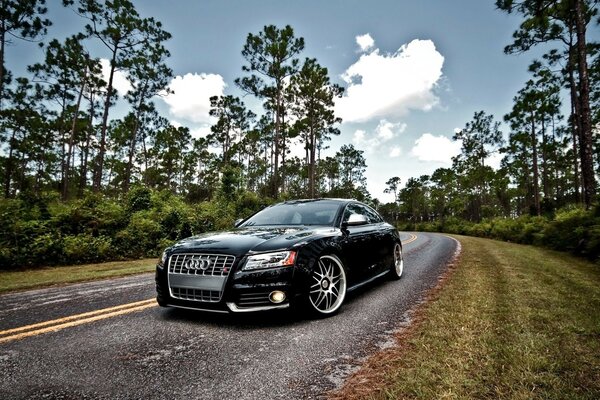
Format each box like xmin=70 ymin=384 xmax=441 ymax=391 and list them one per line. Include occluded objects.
xmin=308 ymin=127 xmax=316 ymax=198
xmin=124 ymin=85 xmax=147 ymax=193
xmin=93 ymin=47 xmax=117 ymax=192
xmin=4 ymin=128 xmax=16 ymax=197
xmin=273 ymin=93 xmax=281 ymax=198
xmin=531 ymin=112 xmax=541 ymax=216
xmin=63 ymin=78 xmax=86 ymax=200
xmin=574 ymin=0 xmax=597 ymax=208
xmin=541 ymin=117 xmax=549 ymax=199
xmin=0 ymin=14 xmax=6 ymax=110
xmin=567 ymin=53 xmax=583 ymax=203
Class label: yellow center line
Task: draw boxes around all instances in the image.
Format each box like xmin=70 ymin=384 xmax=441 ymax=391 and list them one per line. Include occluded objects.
xmin=0 ymin=298 xmax=156 ymax=344
xmin=403 ymin=233 xmax=418 ymax=245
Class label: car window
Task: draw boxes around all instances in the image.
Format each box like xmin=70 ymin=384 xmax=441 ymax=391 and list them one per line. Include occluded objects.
xmin=342 ymin=203 xmax=363 ymax=223
xmin=342 ymin=203 xmax=383 ymax=224
xmin=362 ymin=205 xmax=383 ymax=223
xmin=242 ymin=201 xmax=340 ymax=226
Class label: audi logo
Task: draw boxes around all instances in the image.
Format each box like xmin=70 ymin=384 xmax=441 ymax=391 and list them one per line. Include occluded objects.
xmin=185 ymin=258 xmax=212 ymax=271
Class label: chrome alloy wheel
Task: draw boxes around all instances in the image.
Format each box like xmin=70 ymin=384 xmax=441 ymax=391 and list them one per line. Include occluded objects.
xmin=309 ymin=255 xmax=347 ymax=315
xmin=391 ymin=243 xmax=403 ymax=279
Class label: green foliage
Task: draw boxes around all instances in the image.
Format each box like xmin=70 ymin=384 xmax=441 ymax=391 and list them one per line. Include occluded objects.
xmin=0 ymin=188 xmax=277 ymax=269
xmin=62 ymin=234 xmax=113 ymax=263
xmin=126 ymin=186 xmax=152 ymax=213
xmin=418 ymin=205 xmax=600 ymax=262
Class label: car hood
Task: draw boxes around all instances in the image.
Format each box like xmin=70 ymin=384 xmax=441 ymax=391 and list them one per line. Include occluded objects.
xmin=168 ymin=226 xmax=337 ymax=257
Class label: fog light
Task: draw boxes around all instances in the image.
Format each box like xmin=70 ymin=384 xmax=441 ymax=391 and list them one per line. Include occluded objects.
xmin=269 ymin=291 xmax=286 ymax=304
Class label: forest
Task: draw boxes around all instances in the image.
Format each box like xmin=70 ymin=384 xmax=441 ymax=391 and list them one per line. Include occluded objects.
xmin=0 ymin=0 xmax=599 ymax=268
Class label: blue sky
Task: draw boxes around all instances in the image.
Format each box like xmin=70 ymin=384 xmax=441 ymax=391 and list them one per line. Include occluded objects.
xmin=10 ymin=0 xmax=554 ymax=201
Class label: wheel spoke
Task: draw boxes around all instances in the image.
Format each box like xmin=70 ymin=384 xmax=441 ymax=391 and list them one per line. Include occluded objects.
xmin=309 ymin=255 xmax=347 ymax=314
xmin=331 ymin=285 xmax=339 ymax=296
xmin=315 ymin=292 xmax=326 ymax=308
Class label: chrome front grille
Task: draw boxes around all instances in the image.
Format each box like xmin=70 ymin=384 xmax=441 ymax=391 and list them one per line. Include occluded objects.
xmin=171 ymin=287 xmax=221 ymax=302
xmin=168 ymin=253 xmax=235 ymax=303
xmin=168 ymin=253 xmax=235 ymax=276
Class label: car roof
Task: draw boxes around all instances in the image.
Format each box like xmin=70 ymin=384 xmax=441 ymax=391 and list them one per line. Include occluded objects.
xmin=281 ymin=198 xmax=355 ymax=206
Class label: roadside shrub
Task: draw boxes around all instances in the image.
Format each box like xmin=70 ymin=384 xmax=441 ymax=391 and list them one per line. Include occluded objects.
xmin=126 ymin=186 xmax=152 ymax=214
xmin=114 ymin=211 xmax=162 ymax=259
xmin=234 ymin=191 xmax=268 ymax=220
xmin=28 ymin=232 xmax=63 ymax=266
xmin=62 ymin=234 xmax=114 ymax=264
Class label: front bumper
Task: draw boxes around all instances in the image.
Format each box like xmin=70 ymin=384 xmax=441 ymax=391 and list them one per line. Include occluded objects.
xmin=155 ymin=260 xmax=298 ymax=313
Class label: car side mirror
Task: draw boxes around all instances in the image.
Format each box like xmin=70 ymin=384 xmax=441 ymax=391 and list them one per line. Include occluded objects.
xmin=234 ymin=218 xmax=244 ymax=227
xmin=343 ymin=213 xmax=368 ymax=227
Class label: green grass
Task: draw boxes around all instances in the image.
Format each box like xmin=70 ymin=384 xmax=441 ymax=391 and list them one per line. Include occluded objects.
xmin=0 ymin=258 xmax=157 ymax=293
xmin=333 ymin=235 xmax=600 ymax=399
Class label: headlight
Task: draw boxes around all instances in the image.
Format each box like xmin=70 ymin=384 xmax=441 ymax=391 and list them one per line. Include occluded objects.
xmin=243 ymin=251 xmax=297 ymax=271
xmin=159 ymin=250 xmax=168 ymax=267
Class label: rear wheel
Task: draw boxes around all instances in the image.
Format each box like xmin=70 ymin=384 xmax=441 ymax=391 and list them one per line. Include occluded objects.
xmin=389 ymin=242 xmax=404 ymax=280
xmin=307 ymin=254 xmax=347 ymax=316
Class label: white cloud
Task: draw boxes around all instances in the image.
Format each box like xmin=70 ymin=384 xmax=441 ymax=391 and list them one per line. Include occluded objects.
xmin=411 ymin=133 xmax=461 ymax=164
xmin=189 ymin=125 xmax=212 ymax=139
xmin=376 ymin=120 xmax=406 ymax=140
xmin=389 ymin=146 xmax=402 ymax=158
xmin=100 ymin=59 xmax=132 ymax=95
xmin=336 ymin=39 xmax=444 ymax=123
xmin=486 ymin=152 xmax=503 ymax=170
xmin=163 ymin=73 xmax=226 ymax=124
xmin=356 ymin=33 xmax=374 ymax=52
xmin=352 ymin=119 xmax=406 ymax=154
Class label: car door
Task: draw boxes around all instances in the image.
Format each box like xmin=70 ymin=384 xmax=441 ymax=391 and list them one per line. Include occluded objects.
xmin=360 ymin=204 xmax=395 ymax=275
xmin=340 ymin=203 xmax=380 ymax=284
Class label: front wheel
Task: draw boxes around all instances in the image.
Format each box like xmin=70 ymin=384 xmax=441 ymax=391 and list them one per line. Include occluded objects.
xmin=389 ymin=242 xmax=404 ymax=280
xmin=307 ymin=254 xmax=347 ymax=316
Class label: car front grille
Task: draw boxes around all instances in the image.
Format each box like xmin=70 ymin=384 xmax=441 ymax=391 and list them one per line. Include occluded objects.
xmin=168 ymin=253 xmax=235 ymax=303
xmin=168 ymin=253 xmax=235 ymax=276
xmin=171 ymin=287 xmax=221 ymax=302
xmin=237 ymin=292 xmax=272 ymax=308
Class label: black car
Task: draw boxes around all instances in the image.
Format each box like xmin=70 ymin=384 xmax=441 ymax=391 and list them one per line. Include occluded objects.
xmin=155 ymin=198 xmax=404 ymax=317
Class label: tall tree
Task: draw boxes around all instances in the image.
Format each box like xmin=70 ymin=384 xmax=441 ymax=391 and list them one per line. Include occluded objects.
xmin=336 ymin=144 xmax=367 ymax=187
xmin=29 ymin=34 xmax=103 ymax=200
xmin=122 ymin=21 xmax=172 ymax=193
xmin=0 ymin=0 xmax=51 ymax=109
xmin=453 ymin=111 xmax=504 ymax=221
xmin=289 ymin=58 xmax=343 ymax=198
xmin=384 ymin=176 xmax=401 ymax=203
xmin=0 ymin=77 xmax=43 ymax=197
xmin=497 ymin=0 xmax=598 ymax=207
xmin=66 ymin=0 xmax=169 ymax=192
xmin=207 ymin=95 xmax=255 ymax=166
xmin=235 ymin=24 xmax=304 ymax=198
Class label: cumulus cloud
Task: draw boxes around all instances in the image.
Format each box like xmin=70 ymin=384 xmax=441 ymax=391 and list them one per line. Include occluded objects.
xmin=352 ymin=119 xmax=406 ymax=154
xmin=356 ymin=33 xmax=374 ymax=52
xmin=486 ymin=152 xmax=503 ymax=170
xmin=100 ymin=59 xmax=132 ymax=95
xmin=163 ymin=73 xmax=226 ymax=124
xmin=411 ymin=133 xmax=461 ymax=164
xmin=389 ymin=146 xmax=402 ymax=158
xmin=336 ymin=38 xmax=444 ymax=123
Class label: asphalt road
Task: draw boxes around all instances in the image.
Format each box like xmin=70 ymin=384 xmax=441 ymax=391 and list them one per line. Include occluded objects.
xmin=0 ymin=232 xmax=458 ymax=400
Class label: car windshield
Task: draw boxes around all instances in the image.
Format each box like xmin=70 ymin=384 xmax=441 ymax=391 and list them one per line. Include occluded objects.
xmin=241 ymin=201 xmax=341 ymax=227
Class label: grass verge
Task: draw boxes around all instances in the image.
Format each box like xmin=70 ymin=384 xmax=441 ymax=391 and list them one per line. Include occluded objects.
xmin=0 ymin=258 xmax=156 ymax=294
xmin=331 ymin=235 xmax=600 ymax=399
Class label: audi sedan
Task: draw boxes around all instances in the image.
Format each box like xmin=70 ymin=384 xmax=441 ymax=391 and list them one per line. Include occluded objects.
xmin=155 ymin=198 xmax=404 ymax=317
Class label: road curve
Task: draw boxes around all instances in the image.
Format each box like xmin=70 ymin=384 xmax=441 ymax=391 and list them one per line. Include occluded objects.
xmin=0 ymin=232 xmax=458 ymax=400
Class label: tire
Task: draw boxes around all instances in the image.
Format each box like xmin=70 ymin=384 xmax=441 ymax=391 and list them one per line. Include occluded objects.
xmin=307 ymin=254 xmax=347 ymax=316
xmin=389 ymin=242 xmax=404 ymax=280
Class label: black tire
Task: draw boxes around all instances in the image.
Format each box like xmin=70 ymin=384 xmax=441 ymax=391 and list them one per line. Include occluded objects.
xmin=306 ymin=254 xmax=347 ymax=317
xmin=389 ymin=242 xmax=404 ymax=280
